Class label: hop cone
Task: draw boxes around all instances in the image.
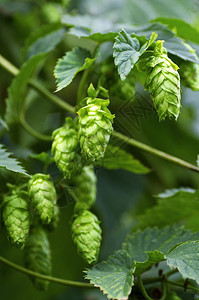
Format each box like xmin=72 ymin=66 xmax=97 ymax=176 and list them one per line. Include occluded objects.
xmin=52 ymin=117 xmax=81 ymax=179
xmin=28 ymin=173 xmax=57 ymax=224
xmin=73 ymin=166 xmax=97 ymax=211
xmin=3 ymin=191 xmax=30 ymax=247
xmin=137 ymin=41 xmax=181 ymax=121
xmin=44 ymin=205 xmax=60 ymax=232
xmin=78 ymin=85 xmax=114 ymax=161
xmin=72 ymin=210 xmax=102 ymax=264
xmin=24 ymin=227 xmax=51 ymax=291
xmin=179 ymin=43 xmax=199 ymax=91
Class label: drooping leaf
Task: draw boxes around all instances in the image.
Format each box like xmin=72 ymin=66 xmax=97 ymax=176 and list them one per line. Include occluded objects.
xmin=21 ymin=24 xmax=66 ymax=61
xmin=166 ymin=241 xmax=199 ymax=285
xmin=30 ymin=152 xmax=54 ymax=166
xmin=86 ymin=226 xmax=199 ymax=299
xmin=0 ymin=144 xmax=29 ymax=176
xmin=113 ymin=29 xmax=157 ymax=80
xmin=85 ymin=250 xmax=135 ymax=300
xmin=95 ymin=145 xmax=150 ymax=174
xmin=5 ymin=54 xmax=46 ymax=126
xmin=152 ymin=18 xmax=199 ymax=45
xmin=136 ymin=188 xmax=199 ymax=231
xmin=54 ymin=47 xmax=96 ymax=92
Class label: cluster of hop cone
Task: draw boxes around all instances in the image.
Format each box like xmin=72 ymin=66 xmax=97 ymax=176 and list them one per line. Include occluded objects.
xmin=1 ymin=84 xmax=114 ymax=290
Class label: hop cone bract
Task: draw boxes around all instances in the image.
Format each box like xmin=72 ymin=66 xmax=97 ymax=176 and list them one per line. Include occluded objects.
xmin=28 ymin=173 xmax=57 ymax=224
xmin=24 ymin=227 xmax=51 ymax=291
xmin=3 ymin=191 xmax=30 ymax=247
xmin=72 ymin=210 xmax=102 ymax=264
xmin=78 ymin=86 xmax=114 ymax=161
xmin=137 ymin=41 xmax=181 ymax=120
xmin=52 ymin=117 xmax=81 ymax=179
xmin=44 ymin=205 xmax=60 ymax=231
xmin=73 ymin=165 xmax=97 ymax=211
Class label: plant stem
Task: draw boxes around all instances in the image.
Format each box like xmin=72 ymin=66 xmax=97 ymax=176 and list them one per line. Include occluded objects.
xmin=0 ymin=256 xmax=92 ymax=288
xmin=167 ymin=280 xmax=199 ymax=294
xmin=137 ymin=275 xmax=154 ymax=300
xmin=1 ymin=54 xmax=199 ymax=173
xmin=20 ymin=113 xmax=52 ymax=141
xmin=29 ymin=79 xmax=75 ymax=114
xmin=112 ymin=131 xmax=199 ymax=173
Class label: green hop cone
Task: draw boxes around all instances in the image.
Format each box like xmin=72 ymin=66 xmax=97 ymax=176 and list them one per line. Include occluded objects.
xmin=52 ymin=117 xmax=82 ymax=179
xmin=24 ymin=227 xmax=51 ymax=291
xmin=72 ymin=210 xmax=102 ymax=264
xmin=137 ymin=41 xmax=181 ymax=121
xmin=28 ymin=173 xmax=57 ymax=224
xmin=3 ymin=190 xmax=30 ymax=247
xmin=73 ymin=165 xmax=97 ymax=211
xmin=78 ymin=84 xmax=114 ymax=161
xmin=44 ymin=205 xmax=60 ymax=232
xmin=179 ymin=44 xmax=199 ymax=91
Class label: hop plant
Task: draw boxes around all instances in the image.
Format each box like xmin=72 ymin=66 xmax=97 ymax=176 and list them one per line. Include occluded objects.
xmin=24 ymin=227 xmax=51 ymax=291
xmin=44 ymin=205 xmax=60 ymax=231
xmin=28 ymin=173 xmax=57 ymax=224
xmin=179 ymin=44 xmax=199 ymax=91
xmin=78 ymin=84 xmax=114 ymax=161
xmin=73 ymin=165 xmax=97 ymax=211
xmin=72 ymin=210 xmax=102 ymax=264
xmin=3 ymin=190 xmax=30 ymax=247
xmin=52 ymin=117 xmax=82 ymax=179
xmin=137 ymin=41 xmax=181 ymax=121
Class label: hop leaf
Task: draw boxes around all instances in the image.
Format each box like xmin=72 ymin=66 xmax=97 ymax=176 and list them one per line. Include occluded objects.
xmin=73 ymin=165 xmax=97 ymax=211
xmin=3 ymin=190 xmax=30 ymax=247
xmin=51 ymin=117 xmax=82 ymax=179
xmin=137 ymin=41 xmax=181 ymax=121
xmin=100 ymin=58 xmax=136 ymax=102
xmin=78 ymin=85 xmax=114 ymax=161
xmin=72 ymin=210 xmax=102 ymax=264
xmin=28 ymin=173 xmax=57 ymax=224
xmin=24 ymin=227 xmax=52 ymax=291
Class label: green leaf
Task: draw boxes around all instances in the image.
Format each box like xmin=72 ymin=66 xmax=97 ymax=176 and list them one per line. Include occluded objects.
xmin=54 ymin=47 xmax=96 ymax=92
xmin=95 ymin=145 xmax=150 ymax=174
xmin=86 ymin=226 xmax=199 ymax=299
xmin=0 ymin=144 xmax=29 ymax=176
xmin=166 ymin=241 xmax=199 ymax=285
xmin=22 ymin=24 xmax=66 ymax=61
xmin=152 ymin=18 xmax=199 ymax=45
xmin=30 ymin=152 xmax=54 ymax=166
xmin=136 ymin=188 xmax=199 ymax=231
xmin=133 ymin=23 xmax=199 ymax=63
xmin=122 ymin=225 xmax=199 ymax=274
xmin=85 ymin=250 xmax=135 ymax=300
xmin=5 ymin=54 xmax=46 ymax=126
xmin=113 ymin=29 xmax=157 ymax=80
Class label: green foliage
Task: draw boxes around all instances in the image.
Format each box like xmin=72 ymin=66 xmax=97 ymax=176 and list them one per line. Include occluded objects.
xmin=136 ymin=188 xmax=199 ymax=231
xmin=54 ymin=47 xmax=96 ymax=92
xmin=86 ymin=226 xmax=199 ymax=299
xmin=113 ymin=30 xmax=157 ymax=80
xmin=22 ymin=24 xmax=66 ymax=61
xmin=5 ymin=54 xmax=46 ymax=126
xmin=137 ymin=41 xmax=181 ymax=120
xmin=166 ymin=241 xmax=199 ymax=285
xmin=3 ymin=190 xmax=30 ymax=247
xmin=78 ymin=85 xmax=114 ymax=161
xmin=28 ymin=173 xmax=57 ymax=224
xmin=95 ymin=145 xmax=150 ymax=174
xmin=0 ymin=144 xmax=29 ymax=176
xmin=24 ymin=227 xmax=52 ymax=291
xmin=72 ymin=210 xmax=102 ymax=265
xmin=51 ymin=117 xmax=81 ymax=179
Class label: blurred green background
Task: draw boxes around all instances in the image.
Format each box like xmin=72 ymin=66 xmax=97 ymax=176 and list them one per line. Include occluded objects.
xmin=0 ymin=0 xmax=199 ymax=299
